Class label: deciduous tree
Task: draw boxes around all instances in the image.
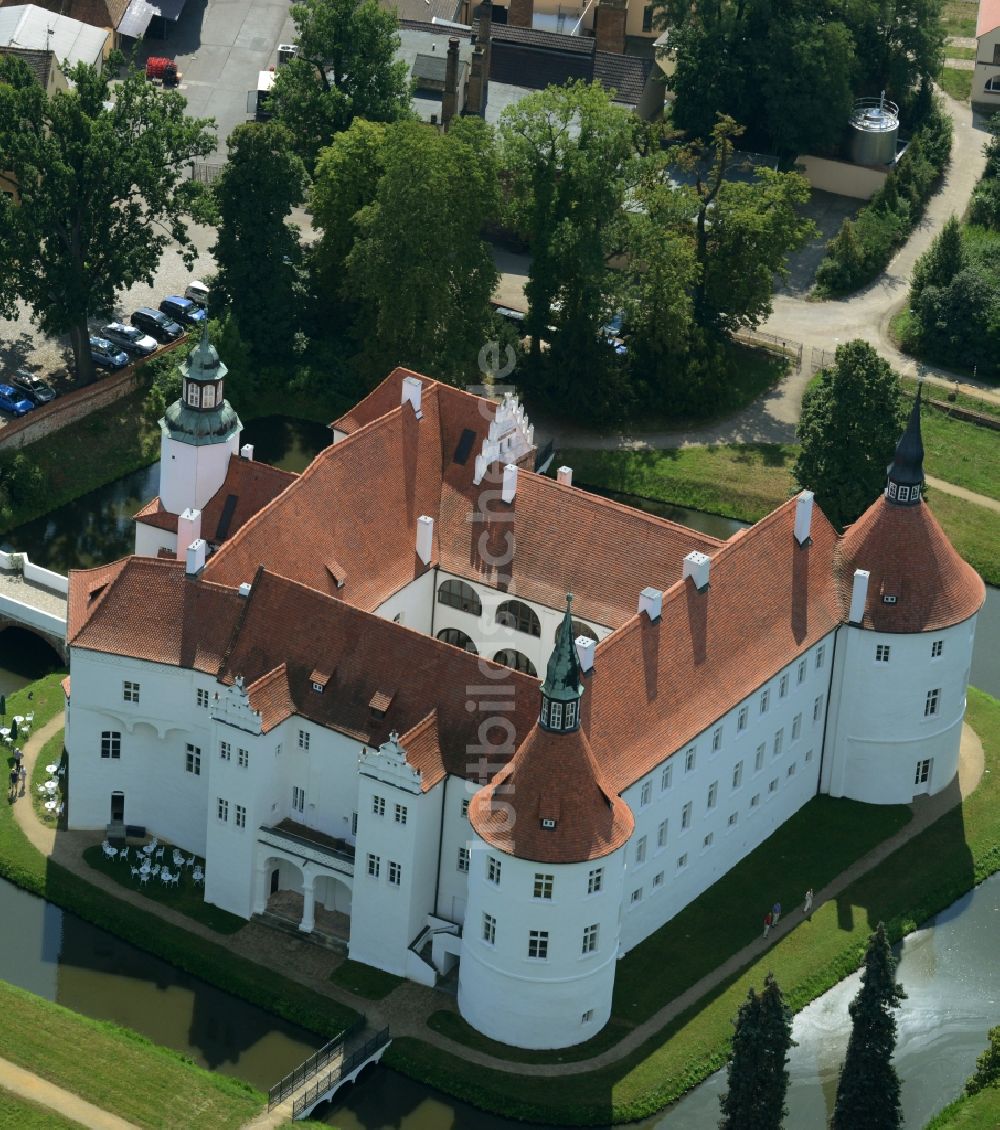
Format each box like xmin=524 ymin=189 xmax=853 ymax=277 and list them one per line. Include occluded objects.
xmin=794 ymin=340 xmax=903 ymax=530
xmin=965 ymin=1025 xmax=1000 ymax=1095
xmin=832 ymin=922 xmax=907 ymax=1130
xmin=0 ymin=55 xmax=215 ymax=385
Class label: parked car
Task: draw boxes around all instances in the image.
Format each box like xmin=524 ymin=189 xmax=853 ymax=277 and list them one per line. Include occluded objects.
xmin=89 ymin=336 xmax=130 ymax=370
xmin=0 ymin=383 xmax=36 ymax=417
xmin=11 ymin=368 xmax=57 ymax=405
xmin=101 ymin=322 xmax=158 ymax=357
xmin=159 ymin=295 xmax=207 ymax=326
xmin=131 ymin=307 xmax=183 ymax=343
xmin=184 ymin=280 xmax=209 ymax=307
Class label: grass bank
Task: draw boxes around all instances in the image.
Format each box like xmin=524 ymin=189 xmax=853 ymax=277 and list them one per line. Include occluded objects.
xmin=1 ymin=679 xmax=360 ymax=1045
xmin=0 ymin=1087 xmax=83 ymax=1129
xmin=328 ymin=960 xmax=404 ymax=1000
xmin=387 ymin=689 xmax=1000 ymax=1124
xmin=921 ymin=407 xmax=1000 ymax=501
xmin=940 ymin=67 xmax=974 ymax=101
xmin=927 ymin=1085 xmax=1000 ymax=1128
xmin=943 ymin=0 xmax=977 ymax=36
xmin=0 ymin=980 xmax=262 ymax=1130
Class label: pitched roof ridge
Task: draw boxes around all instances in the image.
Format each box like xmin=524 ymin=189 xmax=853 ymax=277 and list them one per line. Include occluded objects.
xmin=399 ymin=707 xmax=439 ymax=744
xmin=66 ymin=556 xmax=131 ymax=642
xmin=246 ymin=661 xmax=288 ymax=695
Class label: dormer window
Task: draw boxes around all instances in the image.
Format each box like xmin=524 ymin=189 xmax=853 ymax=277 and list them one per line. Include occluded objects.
xmin=312 ymin=682 xmax=324 ymax=693
xmin=883 ymin=594 xmax=898 ymax=605
xmin=541 ymin=818 xmax=556 ymax=829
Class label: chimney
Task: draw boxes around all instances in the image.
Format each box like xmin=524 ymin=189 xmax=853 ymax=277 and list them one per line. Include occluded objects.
xmin=185 ymin=538 xmax=207 ymax=577
xmin=794 ymin=490 xmax=814 ymax=546
xmin=238 ymin=581 xmax=252 ymax=597
xmin=466 ymin=45 xmax=486 ymax=117
xmin=442 ymin=37 xmax=460 ymax=129
xmin=638 ymin=586 xmax=662 ymax=621
xmin=508 ymin=0 xmax=534 ymax=26
xmin=849 ymin=569 xmax=870 ymax=625
xmin=594 ymin=0 xmax=626 ymax=54
xmin=176 ymin=508 xmax=202 ymax=562
xmin=416 ymin=515 xmax=434 ymax=565
xmin=240 ymin=443 xmax=254 ymax=460
xmin=401 ymin=375 xmax=423 ymax=419
xmin=576 ymin=635 xmax=596 ymax=674
xmin=683 ymin=550 xmax=711 ymax=592
xmin=556 ymin=465 xmax=573 ymax=486
xmin=502 ymin=463 xmax=518 ymax=503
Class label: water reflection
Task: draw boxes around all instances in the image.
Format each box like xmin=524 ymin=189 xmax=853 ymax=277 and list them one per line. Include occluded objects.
xmin=0 ymin=628 xmax=63 ymax=696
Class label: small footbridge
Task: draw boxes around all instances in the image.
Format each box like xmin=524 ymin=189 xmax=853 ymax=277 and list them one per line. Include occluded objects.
xmin=268 ymin=1023 xmax=391 ymax=1121
xmin=0 ymin=550 xmax=67 ymax=662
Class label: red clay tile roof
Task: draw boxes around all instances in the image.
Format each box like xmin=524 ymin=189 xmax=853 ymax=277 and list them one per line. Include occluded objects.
xmin=200 ymin=457 xmax=297 ymax=546
xmin=247 ymin=664 xmax=295 ymax=733
xmin=134 ymin=497 xmax=179 ymax=533
xmin=330 ymin=367 xmax=495 ymax=437
xmin=836 ymin=495 xmax=985 ymax=633
xmin=582 ymin=497 xmax=844 ymax=793
xmin=397 ymin=709 xmax=446 ymax=790
xmin=66 ymin=557 xmax=129 ymax=641
xmin=470 ymin=722 xmax=634 ymax=863
xmin=978 ymin=0 xmax=1000 ymax=37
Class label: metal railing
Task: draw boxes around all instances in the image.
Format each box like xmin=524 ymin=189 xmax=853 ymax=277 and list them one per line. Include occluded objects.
xmin=291 ymin=1027 xmax=391 ymax=1119
xmin=267 ymin=1017 xmax=366 ymax=1109
xmin=189 ymin=162 xmax=225 ymax=184
xmin=731 ymin=328 xmax=804 ymax=372
xmin=259 ymin=823 xmax=356 ymax=865
xmin=809 ymin=345 xmax=836 ymax=375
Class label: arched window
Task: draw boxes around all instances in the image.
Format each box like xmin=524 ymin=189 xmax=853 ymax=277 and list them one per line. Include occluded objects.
xmin=494 ymin=649 xmax=537 ymax=676
xmin=437 ymin=579 xmax=482 ymax=616
xmin=496 ymin=599 xmax=541 ymax=637
xmin=437 ymin=628 xmax=478 ymax=654
xmin=185 ymin=382 xmax=200 ymax=408
xmin=572 ymin=620 xmax=598 ymax=643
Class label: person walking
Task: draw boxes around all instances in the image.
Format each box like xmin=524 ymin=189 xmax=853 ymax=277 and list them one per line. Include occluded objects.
xmin=772 ymin=900 xmax=782 ymax=925
xmin=803 ymin=888 xmax=814 ymax=916
xmin=763 ymin=911 xmax=773 ymax=939
xmin=18 ymin=764 xmax=26 ymax=796
xmin=8 ymin=766 xmax=17 ymax=801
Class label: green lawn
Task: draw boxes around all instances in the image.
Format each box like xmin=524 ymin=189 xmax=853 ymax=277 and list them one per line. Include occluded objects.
xmin=921 ymin=408 xmax=1000 ymax=501
xmin=388 ymin=690 xmax=1000 ymax=1124
xmin=902 ymin=376 xmax=1000 ymax=422
xmin=0 ymin=981 xmax=262 ymax=1130
xmin=930 ymin=491 xmax=1000 ymax=585
xmin=945 ymin=45 xmax=977 ymax=60
xmin=942 ymin=0 xmax=977 ymax=37
xmin=328 ymin=960 xmax=405 ymax=1000
xmin=940 ymin=67 xmax=974 ymax=102
xmin=29 ymin=732 xmax=64 ymax=826
xmin=0 ymin=1087 xmax=83 ymax=1129
xmin=928 ymin=1085 xmax=1000 ymax=1128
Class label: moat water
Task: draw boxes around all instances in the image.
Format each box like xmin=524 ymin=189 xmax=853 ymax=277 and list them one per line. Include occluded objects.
xmin=0 ymin=415 xmax=997 ymax=1126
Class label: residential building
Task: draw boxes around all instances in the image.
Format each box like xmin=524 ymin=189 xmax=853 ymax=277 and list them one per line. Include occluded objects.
xmin=973 ymin=0 xmax=1000 ymax=109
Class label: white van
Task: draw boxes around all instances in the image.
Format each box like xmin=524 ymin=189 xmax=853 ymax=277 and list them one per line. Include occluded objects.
xmin=184 ymin=280 xmax=209 ymax=307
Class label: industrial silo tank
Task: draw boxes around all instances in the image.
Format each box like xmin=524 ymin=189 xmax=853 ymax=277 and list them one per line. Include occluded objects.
xmin=848 ymin=94 xmax=899 ymax=166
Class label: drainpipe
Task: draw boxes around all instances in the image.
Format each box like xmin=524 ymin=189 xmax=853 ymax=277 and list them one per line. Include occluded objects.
xmin=432 ymin=774 xmax=449 ymax=919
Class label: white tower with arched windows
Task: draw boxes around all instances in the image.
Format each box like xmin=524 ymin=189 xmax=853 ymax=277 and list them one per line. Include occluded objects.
xmin=459 ymin=597 xmax=634 ymax=1049
xmin=158 ymin=323 xmax=242 ymax=516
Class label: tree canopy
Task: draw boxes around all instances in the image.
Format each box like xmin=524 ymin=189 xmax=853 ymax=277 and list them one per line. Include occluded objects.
xmin=0 ymin=54 xmax=215 ymax=384
xmin=794 ymin=340 xmax=903 ymax=530
xmin=831 ymin=922 xmax=907 ymax=1130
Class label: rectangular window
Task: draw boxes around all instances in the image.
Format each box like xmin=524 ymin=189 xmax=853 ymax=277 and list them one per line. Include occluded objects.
xmin=640 ymin=780 xmax=652 ymax=806
xmin=588 ymin=867 xmax=604 ymax=894
xmin=755 ymin=744 xmax=765 ymax=772
xmin=352 ymin=811 xmax=358 ymax=835
xmin=565 ymin=701 xmax=578 ymax=728
xmin=915 ymin=758 xmax=932 ymax=785
xmin=298 ymin=730 xmax=310 ymax=750
xmin=373 ymin=795 xmax=386 ymax=816
xmin=292 ymin=785 xmax=305 ymax=813
xmin=925 ymin=688 xmax=941 ymax=717
xmin=630 ymin=887 xmax=643 ymax=904
xmin=217 ymin=797 xmax=228 ymax=822
xmin=750 ymin=793 xmax=760 ymax=808
xmin=123 ymin=681 xmax=140 ymax=703
xmin=582 ymin=1008 xmax=594 ymax=1024
xmin=732 ymin=761 xmax=743 ymax=789
xmin=685 ymin=747 xmax=696 ymax=772
xmin=876 ymin=644 xmax=891 ymax=663
xmin=196 ymin=688 xmax=209 ymax=708
xmin=760 ymin=689 xmax=770 ymax=713
xmin=238 ymin=747 xmax=249 ymax=768
xmin=653 ymin=871 xmax=664 ymax=888
xmin=728 ymin=811 xmax=738 ymax=827
xmin=787 ymin=762 xmax=796 ymax=777
xmin=661 ymin=764 xmax=672 ymax=790
xmin=461 ymin=798 xmax=470 ymax=817
xmin=805 ymin=748 xmax=814 ymax=762
xmin=681 ymin=801 xmax=692 ymax=829
xmin=712 ymin=726 xmax=723 ymax=752
xmin=773 ymin=729 xmax=784 ymax=756
xmin=582 ymin=923 xmax=599 ymax=954
xmin=101 ymin=731 xmax=121 ymax=760
xmin=483 ymin=913 xmax=496 ymax=944
xmin=395 ymin=803 xmax=408 ymax=824
xmin=797 ymin=659 xmax=806 ymax=684
xmin=677 ymin=853 xmax=688 ymax=869
xmin=488 ymin=856 xmax=502 ymax=885
xmin=458 ymin=847 xmax=470 ymax=872
xmin=779 ymin=674 xmax=789 ymax=698
xmin=769 ymin=777 xmax=779 ymax=794
xmin=549 ymin=702 xmax=563 ymax=729
xmin=533 ymin=873 xmax=554 ymax=899
xmin=219 ymin=741 xmax=231 ymax=761
xmin=367 ymin=853 xmax=380 ymax=878
xmin=235 ymin=804 xmax=246 ymax=829
xmin=816 ymin=645 xmax=825 ymax=669
xmin=388 ymin=861 xmax=402 ymax=886
xmin=642 ymin=3 xmax=653 ymax=32
xmin=635 ymin=836 xmax=647 ymax=864
xmin=931 ymin=640 xmax=943 ymax=658
xmin=528 ymin=930 xmax=549 ymax=959
xmin=184 ymin=743 xmax=200 ymax=774
xmin=792 ymin=714 xmax=802 ymax=741
xmin=737 ymin=706 xmax=748 ymax=731
xmin=703 ymin=832 xmax=713 ymax=848
xmin=707 ymin=781 xmax=718 ymax=809
xmin=814 ymin=695 xmax=824 ymax=722
xmin=275 ymin=743 xmax=282 ymax=757
xmin=657 ymin=819 xmax=668 ymax=847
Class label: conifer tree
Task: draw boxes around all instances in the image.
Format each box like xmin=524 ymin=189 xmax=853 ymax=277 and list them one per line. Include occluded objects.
xmin=831 ymin=923 xmax=907 ymax=1130
xmin=719 ymin=973 xmax=795 ymax=1130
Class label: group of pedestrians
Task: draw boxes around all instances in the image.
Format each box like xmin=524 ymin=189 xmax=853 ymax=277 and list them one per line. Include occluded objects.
xmin=6 ymin=747 xmax=26 ymax=801
xmin=762 ymin=889 xmax=815 ymax=939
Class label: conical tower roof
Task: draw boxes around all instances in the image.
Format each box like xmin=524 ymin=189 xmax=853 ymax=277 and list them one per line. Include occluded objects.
xmin=887 ymin=382 xmax=924 ymax=495
xmin=542 ymin=594 xmax=583 ymax=704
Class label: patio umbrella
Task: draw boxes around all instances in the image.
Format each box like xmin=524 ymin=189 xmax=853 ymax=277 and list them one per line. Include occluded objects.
xmin=10 ymin=718 xmax=17 ymax=741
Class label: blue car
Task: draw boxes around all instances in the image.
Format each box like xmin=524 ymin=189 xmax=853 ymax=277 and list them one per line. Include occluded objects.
xmin=0 ymin=383 xmax=36 ymax=417
xmin=89 ymin=336 xmax=130 ymax=370
xmin=159 ymin=295 xmax=207 ymax=326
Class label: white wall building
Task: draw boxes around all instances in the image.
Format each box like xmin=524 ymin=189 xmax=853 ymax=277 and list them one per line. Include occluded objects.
xmin=65 ymin=366 xmax=985 ymax=1050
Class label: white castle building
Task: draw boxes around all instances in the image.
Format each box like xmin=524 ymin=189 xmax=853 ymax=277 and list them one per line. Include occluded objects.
xmin=63 ymin=339 xmax=985 ymax=1049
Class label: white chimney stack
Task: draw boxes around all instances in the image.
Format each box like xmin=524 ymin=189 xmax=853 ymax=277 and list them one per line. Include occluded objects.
xmin=240 ymin=443 xmax=254 ymax=461
xmin=401 ymin=376 xmax=423 ymax=420
xmin=576 ymin=636 xmax=596 ymax=673
xmin=794 ymin=490 xmax=814 ymax=546
xmin=238 ymin=581 xmax=252 ymax=598
xmin=185 ymin=538 xmax=207 ymax=577
xmin=849 ymin=569 xmax=870 ymax=624
xmin=683 ymin=550 xmax=711 ymax=592
xmin=638 ymin=586 xmax=663 ymax=621
xmin=502 ymin=463 xmax=518 ymax=504
xmin=557 ymin=465 xmax=573 ymax=486
xmin=176 ymin=508 xmax=202 ymax=562
xmin=416 ymin=515 xmax=434 ymax=565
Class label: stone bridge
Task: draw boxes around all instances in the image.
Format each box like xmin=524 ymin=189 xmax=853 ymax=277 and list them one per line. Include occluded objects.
xmin=0 ymin=551 xmax=68 ymax=663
